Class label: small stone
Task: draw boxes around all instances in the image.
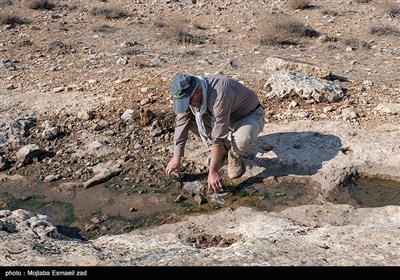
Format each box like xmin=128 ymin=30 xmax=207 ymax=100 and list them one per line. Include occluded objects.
xmin=193 ymin=194 xmax=207 ymax=205
xmin=275 ymin=192 xmax=286 ymax=197
xmin=85 ymin=224 xmax=97 ymax=231
xmin=175 ymin=194 xmax=186 ymax=202
xmin=6 ymin=84 xmax=15 ymax=90
xmin=53 ymin=87 xmax=65 ymax=93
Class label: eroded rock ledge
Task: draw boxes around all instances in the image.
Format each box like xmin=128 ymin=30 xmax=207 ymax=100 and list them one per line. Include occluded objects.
xmin=1 ymin=204 xmax=400 ymax=266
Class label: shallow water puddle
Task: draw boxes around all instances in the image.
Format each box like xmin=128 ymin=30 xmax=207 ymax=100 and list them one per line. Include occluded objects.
xmin=3 ymin=174 xmax=398 ymax=240
xmin=227 ymin=178 xmax=319 ymax=212
xmin=329 ymin=177 xmax=400 ymax=208
xmin=1 ymin=174 xmax=322 ymax=240
xmin=0 ymin=176 xmax=178 ymax=240
xmin=347 ymin=177 xmax=400 ymax=207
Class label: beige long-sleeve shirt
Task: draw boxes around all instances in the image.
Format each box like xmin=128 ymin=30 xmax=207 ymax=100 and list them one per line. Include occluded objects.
xmin=173 ymin=74 xmax=260 ymax=156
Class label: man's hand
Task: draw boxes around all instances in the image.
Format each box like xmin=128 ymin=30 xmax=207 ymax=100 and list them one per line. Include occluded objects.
xmin=165 ymin=156 xmax=182 ymax=177
xmin=208 ymin=170 xmax=224 ymax=193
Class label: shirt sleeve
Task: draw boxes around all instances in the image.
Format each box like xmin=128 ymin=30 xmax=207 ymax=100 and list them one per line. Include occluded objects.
xmin=173 ymin=111 xmax=193 ymax=156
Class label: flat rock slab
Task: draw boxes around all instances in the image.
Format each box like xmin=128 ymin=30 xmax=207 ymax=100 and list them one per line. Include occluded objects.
xmin=1 ymin=204 xmax=400 ymax=266
xmin=185 ymin=120 xmax=400 ymax=198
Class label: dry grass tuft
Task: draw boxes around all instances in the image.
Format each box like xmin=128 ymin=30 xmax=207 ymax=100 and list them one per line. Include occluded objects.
xmin=259 ymin=15 xmax=319 ymax=46
xmin=152 ymin=16 xmax=165 ymax=28
xmin=0 ymin=0 xmax=13 ymax=6
xmin=47 ymin=40 xmax=76 ymax=54
xmin=162 ymin=16 xmax=210 ymax=45
xmin=383 ymin=1 xmax=400 ymax=18
xmin=90 ymin=3 xmax=127 ymax=19
xmin=27 ymin=0 xmax=54 ymax=10
xmin=370 ymin=25 xmax=400 ymax=36
xmin=287 ymin=0 xmax=312 ymax=10
xmin=68 ymin=3 xmax=79 ymax=11
xmin=0 ymin=14 xmax=29 ymax=26
xmin=321 ymin=9 xmax=338 ymax=16
xmin=343 ymin=38 xmax=371 ymax=50
xmin=130 ymin=56 xmax=155 ymax=69
xmin=92 ymin=24 xmax=116 ymax=33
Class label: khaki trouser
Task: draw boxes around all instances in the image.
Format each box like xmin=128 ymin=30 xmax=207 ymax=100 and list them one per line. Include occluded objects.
xmin=188 ymin=106 xmax=265 ymax=155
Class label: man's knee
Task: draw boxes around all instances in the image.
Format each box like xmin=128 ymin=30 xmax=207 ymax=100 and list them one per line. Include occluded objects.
xmin=231 ymin=124 xmax=262 ymax=153
xmin=235 ymin=135 xmax=255 ymax=153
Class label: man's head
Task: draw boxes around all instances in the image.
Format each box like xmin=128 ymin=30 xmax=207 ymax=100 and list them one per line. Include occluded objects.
xmin=170 ymin=74 xmax=200 ymax=114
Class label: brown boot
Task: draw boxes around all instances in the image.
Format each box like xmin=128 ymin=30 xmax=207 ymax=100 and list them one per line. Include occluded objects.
xmin=227 ymin=150 xmax=244 ymax=179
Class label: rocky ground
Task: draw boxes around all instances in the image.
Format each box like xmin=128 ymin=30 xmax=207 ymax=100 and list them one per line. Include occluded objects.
xmin=0 ymin=0 xmax=400 ymax=266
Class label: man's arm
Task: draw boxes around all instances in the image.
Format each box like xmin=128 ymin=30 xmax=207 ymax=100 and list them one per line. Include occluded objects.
xmin=208 ymin=144 xmax=225 ymax=193
xmin=166 ymin=112 xmax=192 ymax=177
xmin=209 ymin=144 xmax=225 ymax=173
xmin=173 ymin=112 xmax=193 ymax=156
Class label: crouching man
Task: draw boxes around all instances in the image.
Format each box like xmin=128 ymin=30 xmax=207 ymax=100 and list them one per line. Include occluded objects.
xmin=165 ymin=73 xmax=265 ymax=193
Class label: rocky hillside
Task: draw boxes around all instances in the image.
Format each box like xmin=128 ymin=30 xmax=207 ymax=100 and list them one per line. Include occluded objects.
xmin=0 ymin=0 xmax=399 ymax=266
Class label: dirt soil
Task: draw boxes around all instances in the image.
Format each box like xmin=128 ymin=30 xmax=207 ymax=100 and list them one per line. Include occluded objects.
xmin=0 ymin=0 xmax=399 ymax=240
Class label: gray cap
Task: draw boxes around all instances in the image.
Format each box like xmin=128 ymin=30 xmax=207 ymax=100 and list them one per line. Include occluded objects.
xmin=170 ymin=74 xmax=200 ymax=114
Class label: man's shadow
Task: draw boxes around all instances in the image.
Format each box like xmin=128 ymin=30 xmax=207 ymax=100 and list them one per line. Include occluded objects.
xmin=240 ymin=131 xmax=343 ymax=185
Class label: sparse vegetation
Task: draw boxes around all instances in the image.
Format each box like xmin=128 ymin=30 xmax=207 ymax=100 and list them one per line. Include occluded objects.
xmin=326 ymin=44 xmax=339 ymax=51
xmin=163 ymin=17 xmax=210 ymax=45
xmin=321 ymin=9 xmax=338 ymax=16
xmin=191 ymin=21 xmax=207 ymax=30
xmin=129 ymin=56 xmax=155 ymax=68
xmin=259 ymin=15 xmax=319 ymax=46
xmin=27 ymin=0 xmax=54 ymax=10
xmin=90 ymin=3 xmax=127 ymax=19
xmin=370 ymin=25 xmax=400 ymax=36
xmin=122 ymin=48 xmax=142 ymax=57
xmin=17 ymin=39 xmax=33 ymax=47
xmin=93 ymin=24 xmax=116 ymax=33
xmin=0 ymin=14 xmax=28 ymax=26
xmin=355 ymin=0 xmax=373 ymax=3
xmin=47 ymin=40 xmax=66 ymax=51
xmin=287 ymin=0 xmax=312 ymax=10
xmin=0 ymin=0 xmax=13 ymax=6
xmin=68 ymin=3 xmax=79 ymax=11
xmin=383 ymin=1 xmax=400 ymax=18
xmin=180 ymin=49 xmax=199 ymax=57
xmin=343 ymin=38 xmax=371 ymax=50
xmin=47 ymin=40 xmax=76 ymax=54
xmin=153 ymin=16 xmax=165 ymax=28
